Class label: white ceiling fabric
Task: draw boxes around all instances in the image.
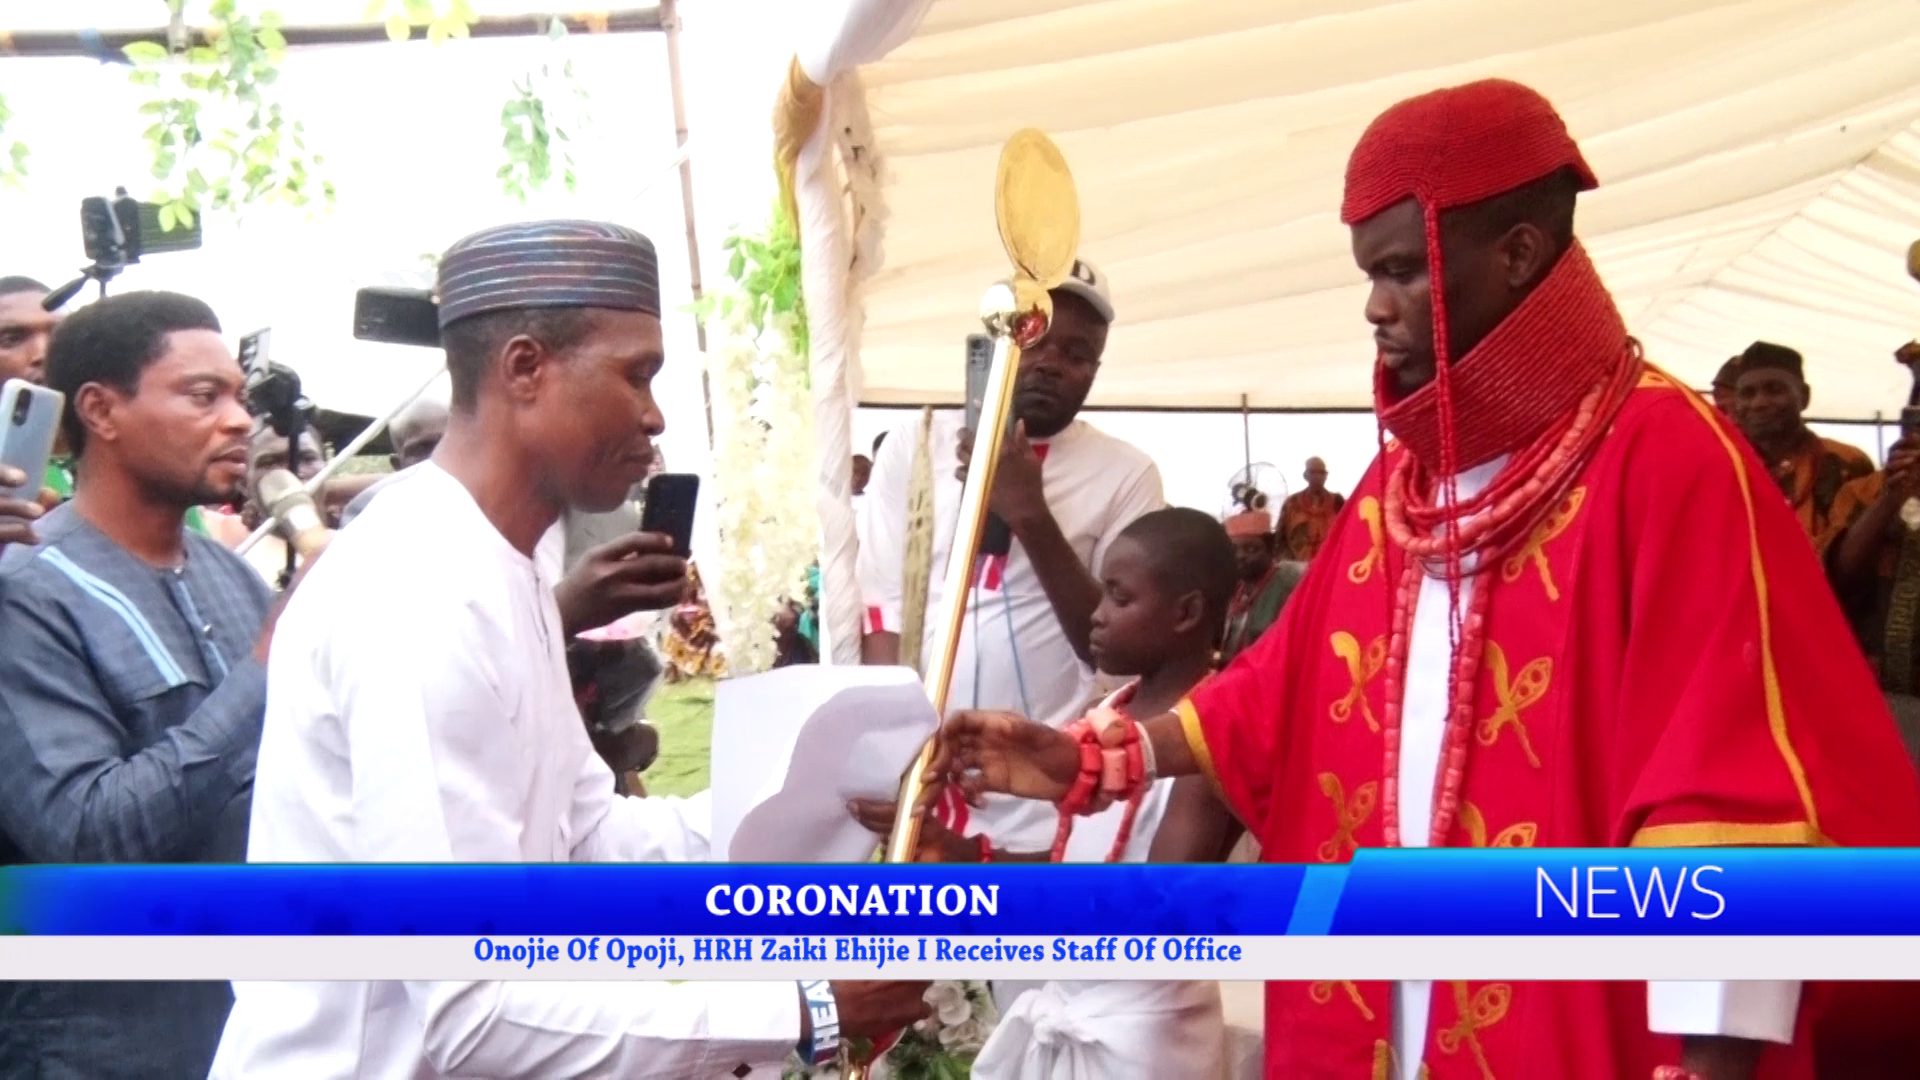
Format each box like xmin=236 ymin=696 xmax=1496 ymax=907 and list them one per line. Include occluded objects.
xmin=838 ymin=0 xmax=1920 ymax=420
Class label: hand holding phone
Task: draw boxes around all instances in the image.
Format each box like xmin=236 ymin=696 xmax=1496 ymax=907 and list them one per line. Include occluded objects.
xmin=1 ymin=380 xmax=62 ymax=502
xmin=552 ymin=473 xmax=697 ymax=634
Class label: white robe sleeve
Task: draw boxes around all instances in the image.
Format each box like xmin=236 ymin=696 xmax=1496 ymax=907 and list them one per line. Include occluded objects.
xmin=1646 ymin=981 xmax=1801 ymax=1043
xmin=336 ymin=597 xmax=800 ymax=1076
xmin=569 ymin=750 xmax=713 ymax=862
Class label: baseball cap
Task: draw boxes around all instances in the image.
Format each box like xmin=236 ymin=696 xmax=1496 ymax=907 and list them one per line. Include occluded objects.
xmin=1052 ymin=257 xmax=1114 ymax=324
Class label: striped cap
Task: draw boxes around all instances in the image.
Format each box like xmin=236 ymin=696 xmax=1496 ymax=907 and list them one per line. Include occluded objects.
xmin=435 ymin=220 xmax=660 ymax=329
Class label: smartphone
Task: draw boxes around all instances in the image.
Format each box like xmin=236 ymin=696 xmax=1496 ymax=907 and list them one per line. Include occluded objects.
xmin=0 ymin=379 xmax=64 ymax=510
xmin=237 ymin=328 xmax=272 ymax=376
xmin=639 ymin=473 xmax=700 ymax=558
xmin=962 ymin=335 xmax=1014 ymax=557
xmin=353 ymin=286 xmax=441 ymax=348
xmin=963 ymin=333 xmax=993 ymax=433
xmin=80 ymin=190 xmax=203 ymax=266
xmin=1902 ymin=406 xmax=1920 ymax=440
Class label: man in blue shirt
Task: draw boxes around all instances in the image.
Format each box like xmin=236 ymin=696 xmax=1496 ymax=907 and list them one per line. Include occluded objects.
xmin=0 ymin=290 xmax=295 ymax=1078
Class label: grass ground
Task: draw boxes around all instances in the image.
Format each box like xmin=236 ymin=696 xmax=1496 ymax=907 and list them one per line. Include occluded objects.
xmin=639 ymin=677 xmax=714 ymax=797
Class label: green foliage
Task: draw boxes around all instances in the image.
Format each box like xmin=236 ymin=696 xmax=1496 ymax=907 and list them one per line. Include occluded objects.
xmin=692 ymin=202 xmax=809 ymax=359
xmin=124 ymin=0 xmax=333 ymax=230
xmin=497 ymin=21 xmax=585 ymax=203
xmin=0 ymin=94 xmax=28 ymax=188
xmin=363 ymin=0 xmax=477 ymax=43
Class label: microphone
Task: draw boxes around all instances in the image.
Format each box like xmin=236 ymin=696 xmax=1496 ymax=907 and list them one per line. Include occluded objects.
xmin=254 ymin=468 xmax=331 ymax=559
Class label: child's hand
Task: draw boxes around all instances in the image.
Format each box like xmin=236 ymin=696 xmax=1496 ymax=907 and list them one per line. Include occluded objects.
xmin=847 ymin=798 xmax=976 ymax=863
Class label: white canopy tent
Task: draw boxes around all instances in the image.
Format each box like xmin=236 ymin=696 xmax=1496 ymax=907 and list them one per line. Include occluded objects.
xmin=784 ymin=0 xmax=1920 ymax=659
xmin=803 ymin=0 xmax=1920 ymax=418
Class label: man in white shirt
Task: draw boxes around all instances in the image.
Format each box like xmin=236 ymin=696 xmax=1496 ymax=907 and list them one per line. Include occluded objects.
xmin=857 ymin=259 xmax=1163 ymax=851
xmin=214 ymin=220 xmax=926 ymax=1078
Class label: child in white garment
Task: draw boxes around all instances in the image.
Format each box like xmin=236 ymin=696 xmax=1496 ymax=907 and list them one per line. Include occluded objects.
xmin=853 ymin=508 xmax=1245 ymax=1079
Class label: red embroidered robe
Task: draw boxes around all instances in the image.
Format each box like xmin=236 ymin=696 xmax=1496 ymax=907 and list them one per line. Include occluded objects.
xmin=1181 ymin=369 xmax=1920 ymax=1079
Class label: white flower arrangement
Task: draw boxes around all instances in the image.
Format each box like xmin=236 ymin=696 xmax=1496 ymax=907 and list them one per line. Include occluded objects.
xmin=784 ymin=981 xmax=999 ymax=1080
xmin=701 ymin=208 xmax=820 ymax=675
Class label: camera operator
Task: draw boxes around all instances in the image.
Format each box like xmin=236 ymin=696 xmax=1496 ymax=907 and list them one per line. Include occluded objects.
xmin=223 ymin=419 xmax=327 ymax=585
xmin=0 ymin=291 xmax=303 ymax=1078
xmin=1822 ymin=342 xmax=1920 ymax=758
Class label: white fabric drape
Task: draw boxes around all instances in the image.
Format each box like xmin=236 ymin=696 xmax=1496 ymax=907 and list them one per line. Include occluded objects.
xmin=845 ymin=0 xmax=1920 ymax=421
xmin=973 ymin=980 xmax=1229 ymax=1080
xmin=788 ymin=0 xmax=938 ymax=664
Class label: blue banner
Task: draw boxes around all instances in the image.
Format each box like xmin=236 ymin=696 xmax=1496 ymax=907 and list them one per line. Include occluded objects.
xmin=6 ymin=850 xmax=1919 ymax=937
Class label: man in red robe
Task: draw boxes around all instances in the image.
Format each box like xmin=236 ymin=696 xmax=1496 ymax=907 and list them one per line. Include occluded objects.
xmin=932 ymin=80 xmax=1920 ymax=1079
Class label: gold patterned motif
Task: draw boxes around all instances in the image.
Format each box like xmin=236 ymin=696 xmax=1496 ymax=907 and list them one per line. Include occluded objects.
xmin=1499 ymin=487 xmax=1586 ymax=601
xmin=1316 ymin=773 xmax=1377 ymax=862
xmin=1348 ymin=496 xmax=1386 ymax=584
xmin=1459 ymin=802 xmax=1538 ymax=849
xmin=1477 ymin=643 xmax=1548 ymax=769
xmin=1330 ymin=632 xmax=1387 ymax=732
xmin=1370 ymin=1040 xmax=1392 ymax=1080
xmin=1310 ymin=979 xmax=1375 ymax=1021
xmin=1437 ymin=981 xmax=1510 ymax=1080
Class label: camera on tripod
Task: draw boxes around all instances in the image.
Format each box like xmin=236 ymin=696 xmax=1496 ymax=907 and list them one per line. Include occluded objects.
xmin=238 ymin=329 xmax=312 ymax=439
xmin=45 ymin=188 xmax=205 ymax=310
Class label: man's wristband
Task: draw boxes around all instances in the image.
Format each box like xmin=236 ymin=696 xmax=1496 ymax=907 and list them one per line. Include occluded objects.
xmin=798 ymin=979 xmax=840 ymax=1066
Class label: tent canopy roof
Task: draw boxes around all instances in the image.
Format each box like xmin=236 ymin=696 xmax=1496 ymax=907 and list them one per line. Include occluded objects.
xmin=848 ymin=0 xmax=1920 ymax=421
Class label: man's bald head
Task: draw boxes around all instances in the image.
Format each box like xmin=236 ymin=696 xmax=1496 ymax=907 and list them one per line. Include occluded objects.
xmin=388 ymin=396 xmax=449 ymax=471
xmin=1304 ymin=456 xmax=1329 ymax=493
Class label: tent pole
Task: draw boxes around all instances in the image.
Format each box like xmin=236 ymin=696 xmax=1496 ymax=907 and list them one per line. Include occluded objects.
xmin=1241 ymin=392 xmax=1252 ymax=474
xmin=0 ymin=9 xmax=665 ymax=57
xmin=659 ymin=0 xmax=715 ymax=447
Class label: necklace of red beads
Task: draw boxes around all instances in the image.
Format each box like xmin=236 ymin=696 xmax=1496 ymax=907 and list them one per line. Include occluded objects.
xmin=1376 ymin=343 xmax=1644 ymax=847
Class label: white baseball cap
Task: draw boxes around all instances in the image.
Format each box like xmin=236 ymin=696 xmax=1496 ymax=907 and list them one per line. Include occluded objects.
xmin=1052 ymin=257 xmax=1113 ymax=324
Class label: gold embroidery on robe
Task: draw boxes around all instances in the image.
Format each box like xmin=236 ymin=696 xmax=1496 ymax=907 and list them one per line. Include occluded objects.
xmin=1330 ymin=631 xmax=1387 ymax=733
xmin=1310 ymin=979 xmax=1375 ymax=1021
xmin=1349 ymin=496 xmax=1386 ymax=584
xmin=1316 ymin=773 xmax=1377 ymax=862
xmin=1477 ymin=643 xmax=1548 ymax=768
xmin=1500 ymin=487 xmax=1586 ymax=601
xmin=1459 ymin=802 xmax=1538 ymax=848
xmin=1437 ymin=981 xmax=1511 ymax=1080
xmin=1370 ymin=1039 xmax=1393 ymax=1080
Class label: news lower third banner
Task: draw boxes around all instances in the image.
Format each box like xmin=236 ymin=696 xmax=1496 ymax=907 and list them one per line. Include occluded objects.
xmin=4 ymin=850 xmax=1920 ymax=981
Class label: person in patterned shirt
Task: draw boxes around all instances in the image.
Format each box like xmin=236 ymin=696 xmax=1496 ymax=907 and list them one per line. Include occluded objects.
xmin=1277 ymin=455 xmax=1345 ymax=560
xmin=1731 ymin=340 xmax=1873 ymax=540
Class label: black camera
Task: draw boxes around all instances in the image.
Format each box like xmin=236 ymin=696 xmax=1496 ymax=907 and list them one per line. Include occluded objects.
xmin=353 ymin=286 xmax=441 ymax=348
xmin=238 ymin=329 xmax=312 ymax=439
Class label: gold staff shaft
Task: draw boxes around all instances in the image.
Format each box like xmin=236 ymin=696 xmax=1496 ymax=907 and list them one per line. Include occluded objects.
xmin=884 ymin=327 xmax=1026 ymax=862
xmin=847 ymin=127 xmax=1076 ymax=1080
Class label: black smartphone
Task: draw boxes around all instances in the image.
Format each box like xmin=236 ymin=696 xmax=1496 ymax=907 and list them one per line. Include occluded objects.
xmin=963 ymin=334 xmax=1014 ymax=557
xmin=963 ymin=333 xmax=993 ymax=434
xmin=640 ymin=473 xmax=699 ymax=558
xmin=80 ymin=190 xmax=202 ymax=265
xmin=353 ymin=286 xmax=441 ymax=348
